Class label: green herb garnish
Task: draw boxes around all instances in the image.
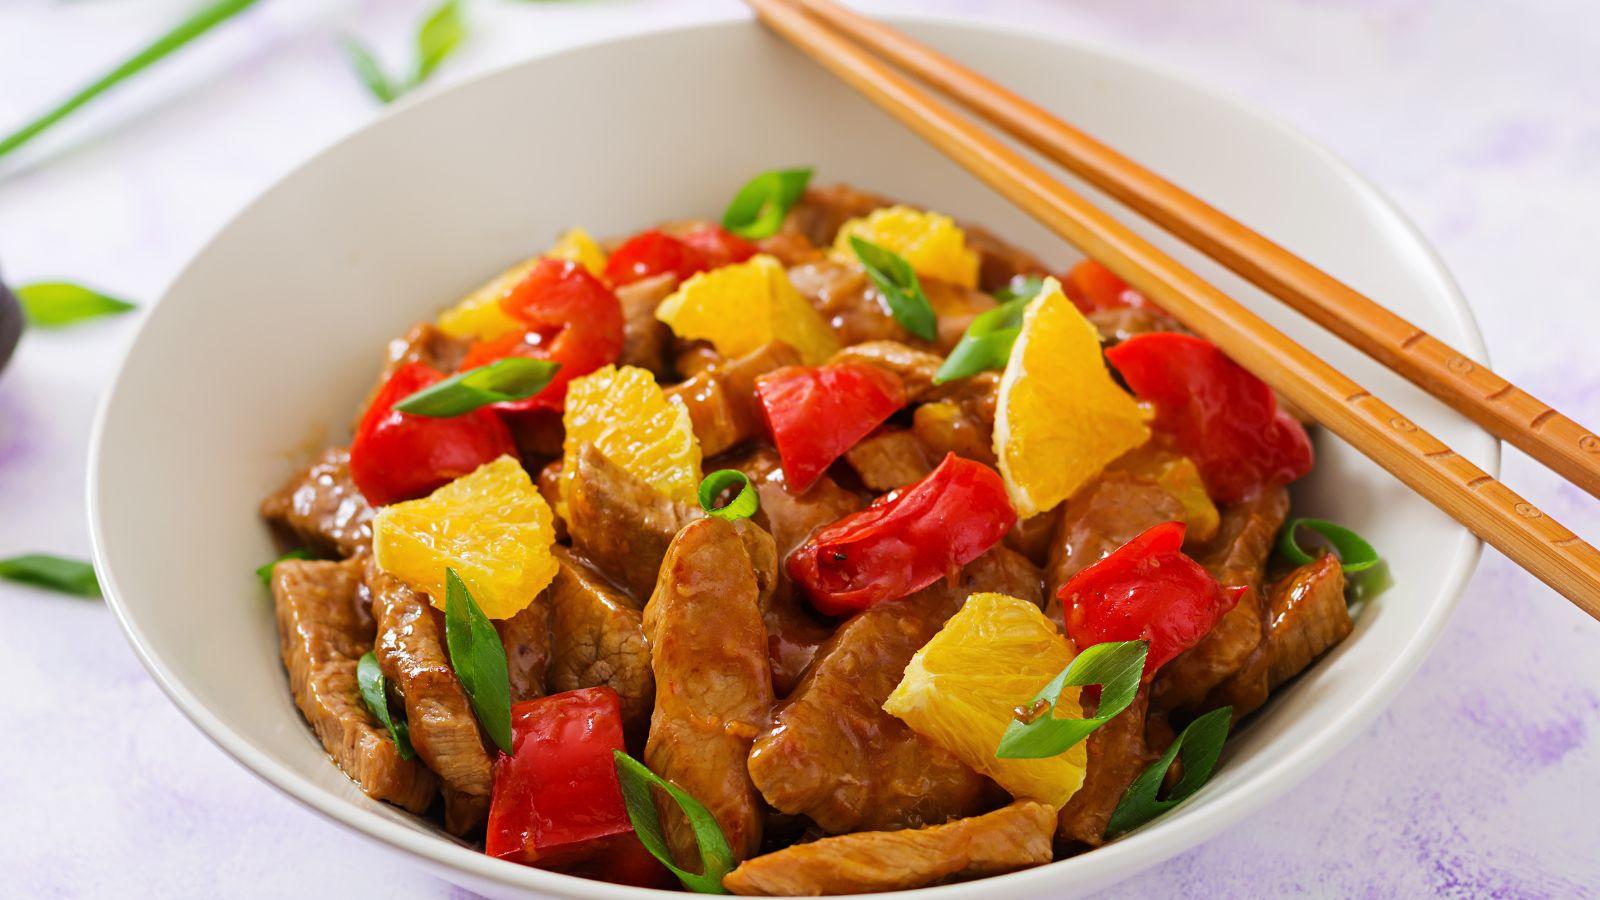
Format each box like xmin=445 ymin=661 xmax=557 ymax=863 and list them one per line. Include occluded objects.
xmin=1278 ymin=518 xmax=1392 ymax=601
xmin=343 ymin=0 xmax=467 ymax=105
xmin=993 ymin=275 xmax=1047 ymax=305
xmin=995 ymin=640 xmax=1147 ymax=759
xmin=15 ymin=283 xmax=136 ymax=328
xmin=357 ymin=652 xmax=415 ymax=760
xmin=443 ymin=568 xmax=513 ymax=753
xmin=0 ymin=554 xmax=101 ymax=598
xmin=613 ymin=751 xmax=736 ymax=894
xmin=255 ymin=548 xmax=313 ymax=587
xmin=934 ymin=297 xmax=1026 ymax=384
xmin=393 ymin=357 xmax=559 ymax=417
xmin=1105 ymin=705 xmax=1232 ymax=837
xmin=0 ymin=0 xmax=263 ymax=161
xmin=849 ymin=236 xmax=937 ymax=342
xmin=721 ymin=168 xmax=813 ymax=239
xmin=697 ymin=470 xmax=759 ymax=521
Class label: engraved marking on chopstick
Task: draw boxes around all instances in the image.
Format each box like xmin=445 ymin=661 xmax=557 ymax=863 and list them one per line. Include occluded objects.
xmin=1426 ymin=449 xmax=1455 ymax=460
xmin=1466 ymin=475 xmax=1494 ymax=490
xmin=1486 ymin=384 xmax=1514 ymax=401
xmin=1446 ymin=355 xmax=1476 ymax=374
xmin=1400 ymin=330 xmax=1428 ymax=350
xmin=1345 ymin=389 xmax=1370 ymax=403
xmin=1389 ymin=416 xmax=1417 ymax=433
xmin=1579 ymin=434 xmax=1600 ymax=454
xmin=1530 ymin=408 xmax=1559 ymax=431
xmin=1514 ymin=502 xmax=1544 ymax=519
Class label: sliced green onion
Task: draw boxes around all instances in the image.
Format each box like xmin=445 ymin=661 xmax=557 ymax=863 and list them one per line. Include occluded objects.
xmin=613 ymin=751 xmax=736 ymax=894
xmin=850 ymin=236 xmax=937 ymax=342
xmin=343 ymin=0 xmax=466 ymax=105
xmin=357 ymin=652 xmax=415 ymax=760
xmin=256 ymin=548 xmax=313 ymax=587
xmin=16 ymin=283 xmax=136 ymax=328
xmin=0 ymin=554 xmax=101 ymax=598
xmin=393 ymin=357 xmax=559 ymax=418
xmin=934 ymin=298 xmax=1028 ymax=384
xmin=993 ymin=274 xmax=1047 ymax=305
xmin=996 ymin=640 xmax=1147 ymax=759
xmin=0 ymin=0 xmax=263 ymax=160
xmin=1278 ymin=518 xmax=1392 ymax=601
xmin=341 ymin=40 xmax=399 ymax=104
xmin=443 ymin=568 xmax=513 ymax=753
xmin=721 ymin=167 xmax=813 ymax=239
xmin=1105 ymin=705 xmax=1232 ymax=837
xmin=698 ymin=470 xmax=759 ymax=521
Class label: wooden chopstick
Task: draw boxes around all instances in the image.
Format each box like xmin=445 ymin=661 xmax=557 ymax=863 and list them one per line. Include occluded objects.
xmin=787 ymin=0 xmax=1600 ymax=504
xmin=744 ymin=0 xmax=1600 ymax=619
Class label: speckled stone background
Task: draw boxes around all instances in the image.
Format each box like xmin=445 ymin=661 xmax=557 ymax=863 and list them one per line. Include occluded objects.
xmin=2 ymin=1 xmax=1597 ymax=896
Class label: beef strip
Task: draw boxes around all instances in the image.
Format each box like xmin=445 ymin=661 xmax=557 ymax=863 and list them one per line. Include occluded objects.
xmin=260 ymin=447 xmax=374 ymax=559
xmin=564 ymin=443 xmax=699 ymax=602
xmin=757 ymin=231 xmax=827 ymax=268
xmin=1153 ymin=486 xmax=1290 ymax=713
xmin=615 ymin=272 xmax=677 ymax=377
xmin=1085 ymin=305 xmax=1184 ymax=345
xmin=546 ymin=546 xmax=655 ymax=733
xmin=1054 ymin=686 xmax=1158 ymax=847
xmin=720 ymin=447 xmax=863 ymax=695
xmin=843 ymin=427 xmax=934 ymax=492
xmin=911 ymin=373 xmax=1000 ymax=466
xmin=786 ymin=259 xmax=993 ymax=353
xmin=747 ymin=546 xmax=1040 ymax=834
xmin=665 ymin=342 xmax=802 ymax=456
xmin=495 ymin=592 xmax=550 ymax=704
xmin=355 ymin=322 xmax=469 ymax=423
xmin=1206 ymin=554 xmax=1351 ymax=719
xmin=644 ymin=517 xmax=774 ymax=864
xmin=723 ymin=801 xmax=1056 ymax=896
xmin=366 ymin=562 xmax=494 ymax=835
xmin=272 ymin=559 xmax=437 ymax=813
xmin=828 ymin=340 xmax=944 ymax=403
xmin=1044 ymin=464 xmax=1189 ymax=626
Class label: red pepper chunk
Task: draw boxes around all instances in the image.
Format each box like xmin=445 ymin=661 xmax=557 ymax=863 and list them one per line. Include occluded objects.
xmin=789 ymin=453 xmax=1017 ymax=616
xmin=486 ymin=687 xmax=635 ymax=869
xmin=1106 ymin=333 xmax=1313 ymax=504
xmin=458 ymin=258 xmax=624 ymax=413
xmin=757 ymin=362 xmax=907 ymax=493
xmin=1062 ymin=259 xmax=1150 ymax=313
xmin=603 ymin=229 xmax=706 ymax=287
xmin=680 ymin=225 xmax=759 ymax=269
xmin=1061 ymin=521 xmax=1246 ymax=679
xmin=348 ymin=361 xmax=517 ymax=506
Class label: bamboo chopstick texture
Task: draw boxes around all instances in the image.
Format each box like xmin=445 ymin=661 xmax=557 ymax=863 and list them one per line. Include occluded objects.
xmin=788 ymin=0 xmax=1600 ymax=503
xmin=745 ymin=0 xmax=1600 ymax=619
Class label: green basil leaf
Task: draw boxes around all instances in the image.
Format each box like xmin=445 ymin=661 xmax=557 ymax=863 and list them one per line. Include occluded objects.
xmin=358 ymin=652 xmax=416 ymax=760
xmin=1105 ymin=705 xmax=1232 ymax=837
xmin=443 ymin=568 xmax=513 ymax=753
xmin=0 ymin=0 xmax=262 ymax=160
xmin=849 ymin=236 xmax=937 ymax=341
xmin=393 ymin=357 xmax=560 ymax=417
xmin=412 ymin=0 xmax=467 ymax=86
xmin=993 ymin=274 xmax=1047 ymax=305
xmin=1278 ymin=518 xmax=1392 ymax=601
xmin=697 ymin=469 xmax=759 ymax=521
xmin=995 ymin=640 xmax=1147 ymax=759
xmin=933 ymin=298 xmax=1030 ymax=384
xmin=0 ymin=554 xmax=101 ymax=598
xmin=613 ymin=751 xmax=735 ymax=894
xmin=255 ymin=548 xmax=313 ymax=587
xmin=16 ymin=283 xmax=136 ymax=328
xmin=341 ymin=38 xmax=399 ymax=104
xmin=722 ymin=167 xmax=813 ymax=239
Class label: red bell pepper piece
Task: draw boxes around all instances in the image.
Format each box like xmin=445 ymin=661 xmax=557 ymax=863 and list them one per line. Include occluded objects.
xmin=680 ymin=225 xmax=759 ymax=269
xmin=1106 ymin=332 xmax=1313 ymax=504
xmin=458 ymin=259 xmax=624 ymax=413
xmin=603 ymin=229 xmax=707 ymax=287
xmin=789 ymin=453 xmax=1017 ymax=616
xmin=1062 ymin=259 xmax=1149 ymax=313
xmin=1060 ymin=521 xmax=1246 ymax=678
xmin=348 ymin=361 xmax=517 ymax=506
xmin=756 ymin=362 xmax=907 ymax=493
xmin=486 ymin=687 xmax=635 ymax=869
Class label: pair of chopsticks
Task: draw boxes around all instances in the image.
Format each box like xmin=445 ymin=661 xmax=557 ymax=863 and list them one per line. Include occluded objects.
xmin=744 ymin=0 xmax=1600 ymax=619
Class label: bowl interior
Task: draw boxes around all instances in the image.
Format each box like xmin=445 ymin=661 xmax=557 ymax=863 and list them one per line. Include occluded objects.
xmin=91 ymin=17 xmax=1492 ymax=900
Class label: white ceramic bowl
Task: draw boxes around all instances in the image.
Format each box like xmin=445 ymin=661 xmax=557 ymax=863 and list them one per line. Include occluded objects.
xmin=89 ymin=15 xmax=1493 ymax=900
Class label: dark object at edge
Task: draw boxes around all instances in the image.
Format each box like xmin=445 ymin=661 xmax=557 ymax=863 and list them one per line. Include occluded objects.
xmin=0 ymin=265 xmax=20 ymax=374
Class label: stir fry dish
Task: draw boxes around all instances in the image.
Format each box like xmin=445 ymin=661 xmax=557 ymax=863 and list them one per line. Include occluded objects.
xmin=259 ymin=169 xmax=1387 ymax=894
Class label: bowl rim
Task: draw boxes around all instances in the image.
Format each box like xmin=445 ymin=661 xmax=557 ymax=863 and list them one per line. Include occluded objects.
xmin=87 ymin=12 xmax=1495 ymax=899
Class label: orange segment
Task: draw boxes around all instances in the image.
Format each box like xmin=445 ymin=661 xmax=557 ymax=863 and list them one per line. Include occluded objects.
xmin=372 ymin=456 xmax=558 ymax=620
xmin=832 ymin=205 xmax=980 ymax=288
xmin=654 ymin=254 xmax=838 ymax=365
xmin=437 ymin=228 xmax=609 ymax=341
xmin=561 ymin=364 xmax=702 ymax=508
xmin=993 ymin=277 xmax=1149 ymax=517
xmin=884 ymin=592 xmax=1086 ymax=808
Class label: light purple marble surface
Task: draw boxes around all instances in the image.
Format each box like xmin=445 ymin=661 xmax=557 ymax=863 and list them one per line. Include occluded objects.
xmin=2 ymin=0 xmax=1597 ymax=896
